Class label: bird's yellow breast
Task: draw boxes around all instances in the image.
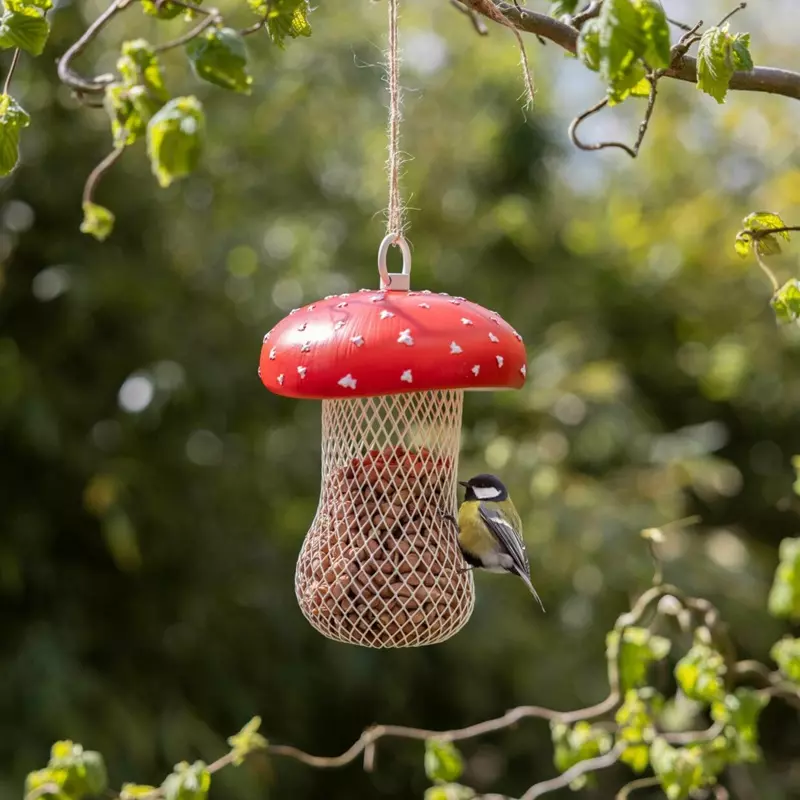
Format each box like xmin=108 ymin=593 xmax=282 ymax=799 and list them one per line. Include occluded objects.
xmin=457 ymin=500 xmax=494 ymax=553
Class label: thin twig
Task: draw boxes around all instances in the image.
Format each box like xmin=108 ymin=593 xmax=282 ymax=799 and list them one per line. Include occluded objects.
xmin=57 ymin=0 xmax=132 ymax=94
xmin=667 ymin=17 xmax=693 ymax=32
xmin=3 ymin=48 xmax=21 ymax=96
xmin=450 ymin=0 xmax=489 ymax=35
xmin=748 ymin=225 xmax=800 ymax=240
xmin=753 ymin=248 xmax=780 ymax=293
xmin=82 ymin=146 xmax=126 ymax=207
xmin=717 ymin=2 xmax=747 ymax=29
xmin=663 ymin=720 xmax=725 ymax=746
xmin=617 ymin=776 xmax=661 ymax=799
xmin=571 ymin=1 xmax=601 ymax=28
xmin=155 ymin=14 xmax=220 ymax=53
xmin=519 ymin=743 xmax=626 ymax=800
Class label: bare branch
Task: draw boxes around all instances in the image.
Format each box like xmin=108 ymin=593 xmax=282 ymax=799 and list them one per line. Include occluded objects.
xmin=4 ymin=48 xmax=21 ymax=96
xmin=461 ymin=1 xmax=800 ymax=101
xmin=82 ymin=146 xmax=126 ymax=207
xmin=617 ymin=776 xmax=661 ymax=799
xmin=519 ymin=743 xmax=625 ymax=800
xmin=717 ymin=2 xmax=747 ymax=29
xmin=56 ymin=0 xmax=132 ymax=94
xmin=450 ymin=0 xmax=489 ymax=35
xmin=155 ymin=14 xmax=221 ymax=53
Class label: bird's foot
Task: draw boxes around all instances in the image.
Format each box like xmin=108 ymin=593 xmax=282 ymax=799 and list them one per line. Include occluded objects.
xmin=437 ymin=508 xmax=459 ymax=528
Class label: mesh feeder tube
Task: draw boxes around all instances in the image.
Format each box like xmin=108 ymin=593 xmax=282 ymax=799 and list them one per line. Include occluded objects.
xmin=259 ymin=238 xmax=527 ymax=648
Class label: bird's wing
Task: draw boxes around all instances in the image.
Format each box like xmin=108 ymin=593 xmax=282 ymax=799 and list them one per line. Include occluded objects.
xmin=478 ymin=503 xmax=531 ymax=579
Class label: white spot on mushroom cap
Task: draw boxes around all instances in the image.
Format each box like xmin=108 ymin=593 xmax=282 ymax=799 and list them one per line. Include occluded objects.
xmin=257 ymin=366 xmax=262 ymax=378
xmin=401 ymin=370 xmax=413 ymax=383
xmin=419 ymin=302 xmax=430 ymax=309
xmin=380 ymin=310 xmax=395 ymax=320
xmin=300 ymin=341 xmax=311 ymax=353
xmin=449 ymin=299 xmax=462 ymax=305
xmin=488 ymin=333 xmax=500 ymax=343
xmin=334 ymin=321 xmax=346 ymax=331
xmin=397 ymin=329 xmax=414 ymax=346
xmin=277 ymin=373 xmax=285 ymax=385
xmin=263 ymin=332 xmax=270 ymax=343
xmin=297 ymin=366 xmax=307 ymax=378
xmin=461 ymin=318 xmax=473 ymax=326
xmin=338 ymin=374 xmax=357 ymax=390
xmin=307 ymin=304 xmax=315 ymax=311
xmin=490 ymin=316 xmax=500 ymax=325
xmin=471 ymin=365 xmax=480 ymax=376
xmin=289 ymin=308 xmax=299 ymax=315
xmin=350 ymin=335 xmax=364 ymax=347
xmin=450 ymin=342 xmax=463 ymax=355
xmin=496 ymin=355 xmax=504 ymax=368
xmin=335 ymin=302 xmax=348 ymax=309
xmin=370 ymin=294 xmax=385 ymax=303
xmin=421 ymin=289 xmax=432 ymax=295
xmin=297 ymin=322 xmax=307 ymax=331
xmin=520 ymin=364 xmax=527 ymax=377
xmin=269 ymin=347 xmax=277 ymax=360
xmin=514 ymin=331 xmax=523 ymax=341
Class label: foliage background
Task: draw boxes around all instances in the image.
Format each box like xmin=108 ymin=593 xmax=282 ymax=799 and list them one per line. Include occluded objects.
xmin=1 ymin=0 xmax=800 ymax=797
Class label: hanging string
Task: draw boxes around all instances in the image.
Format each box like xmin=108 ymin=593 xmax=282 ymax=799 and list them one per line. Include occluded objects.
xmin=385 ymin=0 xmax=404 ymax=241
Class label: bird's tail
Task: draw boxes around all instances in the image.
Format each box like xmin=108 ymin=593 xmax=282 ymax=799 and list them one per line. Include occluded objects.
xmin=519 ymin=571 xmax=546 ymax=613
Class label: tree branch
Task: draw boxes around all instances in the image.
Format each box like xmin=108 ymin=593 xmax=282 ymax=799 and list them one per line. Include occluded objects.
xmin=461 ymin=1 xmax=800 ymax=101
xmin=519 ymin=743 xmax=625 ymax=800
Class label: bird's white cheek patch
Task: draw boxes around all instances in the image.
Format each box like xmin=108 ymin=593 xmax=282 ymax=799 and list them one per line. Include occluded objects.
xmin=472 ymin=487 xmax=501 ymax=500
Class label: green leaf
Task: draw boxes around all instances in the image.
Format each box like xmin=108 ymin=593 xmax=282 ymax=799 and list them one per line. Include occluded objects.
xmin=79 ymin=752 xmax=107 ymax=796
xmin=424 ymin=740 xmax=464 ymax=783
xmin=120 ymin=785 xmax=158 ymax=800
xmin=635 ymin=0 xmax=670 ymax=69
xmin=674 ymin=637 xmax=727 ymax=704
xmin=550 ymin=0 xmax=579 ymax=16
xmin=734 ymin=231 xmax=753 ymax=257
xmin=5 ymin=0 xmax=53 ymax=11
xmin=743 ymin=210 xmax=790 ymax=239
xmin=768 ymin=537 xmax=800 ymax=619
xmin=551 ymin=721 xmax=612 ymax=790
xmin=615 ymin=688 xmax=664 ymax=773
xmin=697 ymin=24 xmax=751 ymax=103
xmin=186 ymin=27 xmax=252 ymax=94
xmin=146 ymin=96 xmax=205 ymax=188
xmin=141 ymin=0 xmax=201 ymax=20
xmin=44 ymin=741 xmax=107 ymax=799
xmin=598 ymin=0 xmax=644 ymax=81
xmin=80 ymin=203 xmax=115 ymax=242
xmin=771 ymin=280 xmax=800 ymax=325
xmin=711 ymin=688 xmax=768 ymax=763
xmin=0 ymin=7 xmax=49 ymax=57
xmin=227 ymin=716 xmax=268 ymax=765
xmin=118 ymin=39 xmax=169 ymax=101
xmin=771 ymin=636 xmax=800 ymax=682
xmin=249 ymin=0 xmax=311 ymax=48
xmin=650 ymin=738 xmax=709 ymax=800
xmin=607 ymin=62 xmax=649 ymax=105
xmin=577 ymin=19 xmax=601 ymax=72
xmin=0 ymin=92 xmax=29 ymax=176
xmin=731 ymin=32 xmax=753 ymax=71
xmin=606 ymin=627 xmax=671 ymax=691
xmin=25 ymin=768 xmax=69 ymax=800
xmin=161 ymin=762 xmax=210 ymax=800
xmin=424 ymin=785 xmax=475 ymax=800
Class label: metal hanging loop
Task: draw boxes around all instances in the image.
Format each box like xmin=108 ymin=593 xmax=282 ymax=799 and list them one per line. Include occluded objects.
xmin=377 ymin=234 xmax=412 ymax=291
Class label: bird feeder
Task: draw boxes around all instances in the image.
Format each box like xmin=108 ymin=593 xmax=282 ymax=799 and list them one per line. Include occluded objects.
xmin=260 ymin=237 xmax=526 ymax=648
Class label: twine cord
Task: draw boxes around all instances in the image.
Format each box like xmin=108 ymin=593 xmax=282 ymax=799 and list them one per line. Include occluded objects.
xmin=386 ymin=0 xmax=404 ymax=241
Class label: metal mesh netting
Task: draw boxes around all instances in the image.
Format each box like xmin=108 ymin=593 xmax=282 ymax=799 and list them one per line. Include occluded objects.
xmin=296 ymin=390 xmax=475 ymax=648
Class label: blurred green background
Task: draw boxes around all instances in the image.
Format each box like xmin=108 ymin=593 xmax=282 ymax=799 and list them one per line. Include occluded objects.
xmin=2 ymin=0 xmax=800 ymax=797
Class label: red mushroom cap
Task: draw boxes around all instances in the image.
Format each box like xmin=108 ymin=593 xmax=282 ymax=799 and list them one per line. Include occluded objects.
xmin=259 ymin=289 xmax=527 ymax=399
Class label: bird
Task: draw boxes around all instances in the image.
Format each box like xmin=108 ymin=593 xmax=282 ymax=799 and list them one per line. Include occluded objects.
xmin=448 ymin=473 xmax=545 ymax=611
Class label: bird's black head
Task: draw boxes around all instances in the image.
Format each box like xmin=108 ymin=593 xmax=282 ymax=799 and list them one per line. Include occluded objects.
xmin=458 ymin=473 xmax=509 ymax=502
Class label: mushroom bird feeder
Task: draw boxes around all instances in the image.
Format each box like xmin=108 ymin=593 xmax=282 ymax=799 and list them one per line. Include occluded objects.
xmin=260 ymin=237 xmax=527 ymax=648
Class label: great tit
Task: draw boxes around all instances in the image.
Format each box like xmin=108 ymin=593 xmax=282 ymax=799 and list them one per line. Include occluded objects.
xmin=453 ymin=474 xmax=545 ymax=611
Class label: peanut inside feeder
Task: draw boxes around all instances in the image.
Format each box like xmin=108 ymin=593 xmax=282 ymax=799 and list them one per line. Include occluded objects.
xmin=259 ymin=246 xmax=527 ymax=647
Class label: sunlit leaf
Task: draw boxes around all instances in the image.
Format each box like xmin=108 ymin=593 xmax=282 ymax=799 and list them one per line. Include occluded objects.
xmin=227 ymin=716 xmax=268 ymax=765
xmin=598 ymin=0 xmax=644 ymax=81
xmin=674 ymin=637 xmax=727 ymax=704
xmin=551 ymin=721 xmax=612 ymax=790
xmin=768 ymin=537 xmax=800 ymax=619
xmin=697 ymin=24 xmax=752 ymax=103
xmin=606 ymin=627 xmax=671 ymax=691
xmin=80 ymin=202 xmax=115 ymax=242
xmin=249 ymin=0 xmax=311 ymax=47
xmin=424 ymin=740 xmax=463 ymax=783
xmin=424 ymin=785 xmax=476 ymax=800
xmin=711 ymin=688 xmax=768 ymax=763
xmin=615 ymin=688 xmax=663 ymax=773
xmin=186 ymin=28 xmax=252 ymax=94
xmin=141 ymin=0 xmax=202 ymax=20
xmin=0 ymin=7 xmax=49 ymax=56
xmin=146 ymin=96 xmax=205 ymax=188
xmin=770 ymin=636 xmax=800 ymax=683
xmin=161 ymin=762 xmax=210 ymax=800
xmin=117 ymin=39 xmax=169 ymax=101
xmin=577 ymin=19 xmax=601 ymax=72
xmin=0 ymin=92 xmax=29 ymax=176
xmin=550 ymin=0 xmax=579 ymax=17
xmin=635 ymin=0 xmax=670 ymax=69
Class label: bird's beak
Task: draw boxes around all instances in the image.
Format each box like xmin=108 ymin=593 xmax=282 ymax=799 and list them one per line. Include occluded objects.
xmin=458 ymin=481 xmax=469 ymax=488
